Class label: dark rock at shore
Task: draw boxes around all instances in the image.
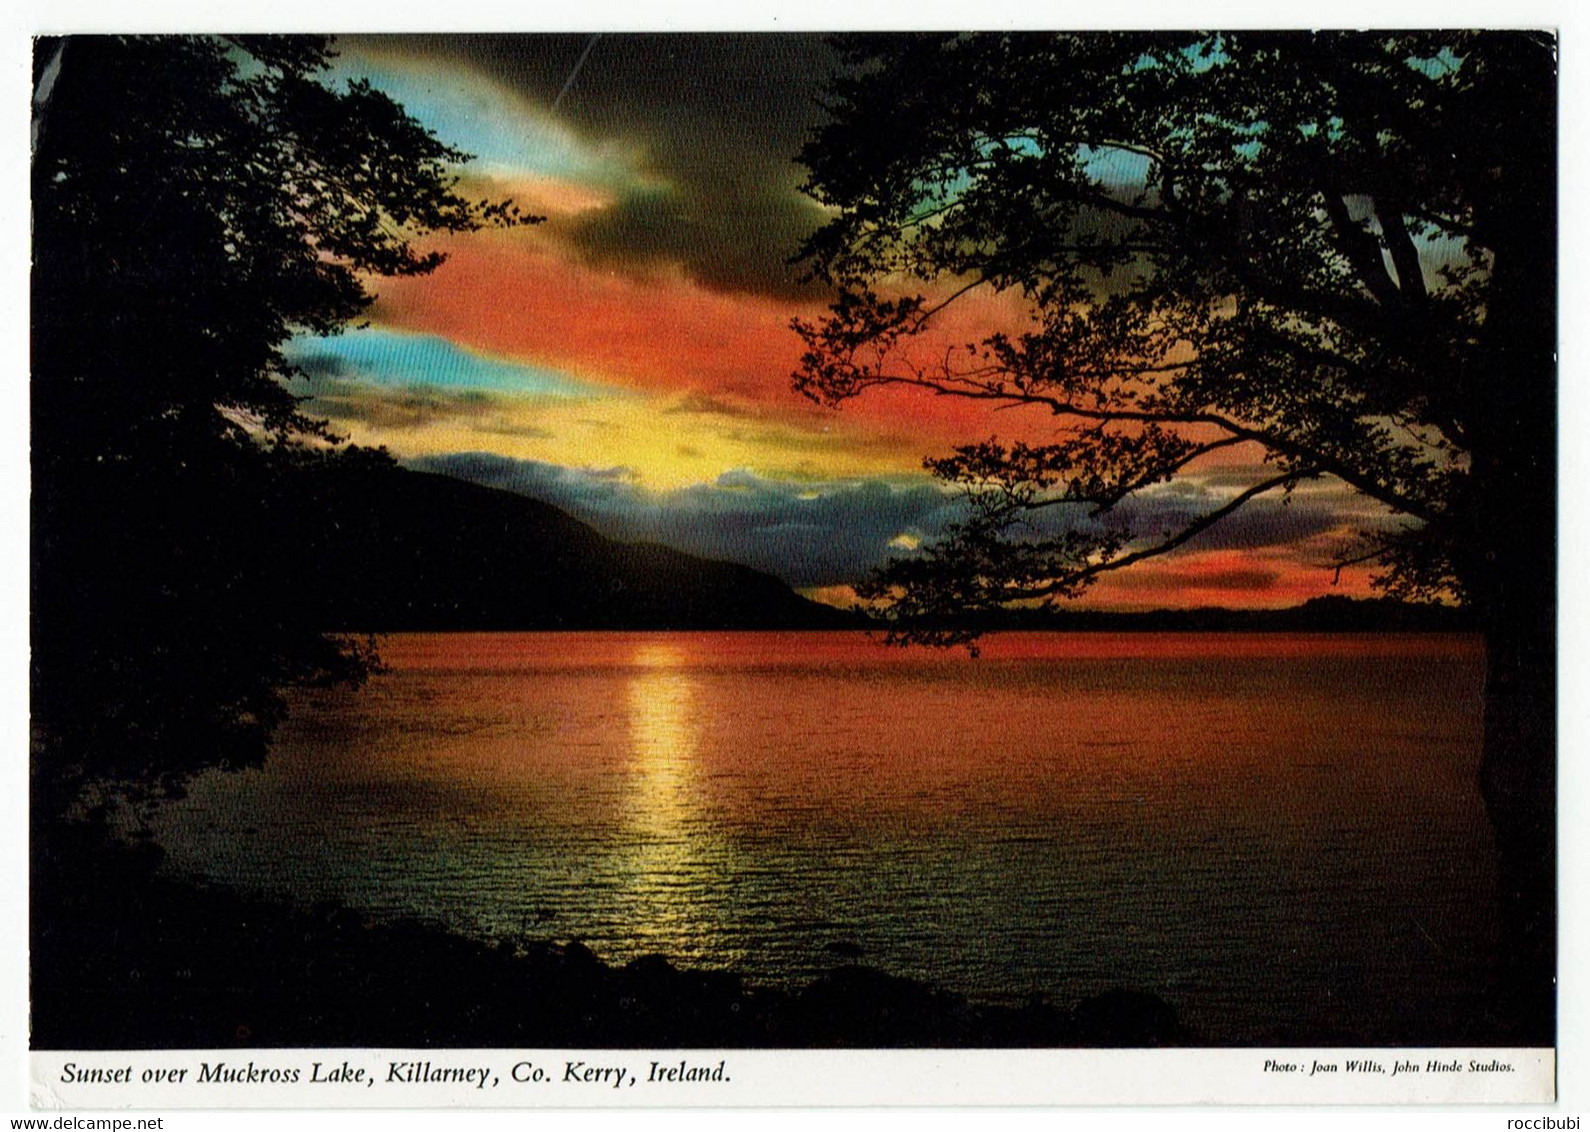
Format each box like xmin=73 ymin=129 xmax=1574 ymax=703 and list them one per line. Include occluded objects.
xmin=1073 ymin=987 xmax=1192 ymax=1047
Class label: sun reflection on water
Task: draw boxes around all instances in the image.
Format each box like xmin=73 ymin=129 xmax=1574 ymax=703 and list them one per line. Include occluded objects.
xmin=622 ymin=641 xmax=733 ymax=961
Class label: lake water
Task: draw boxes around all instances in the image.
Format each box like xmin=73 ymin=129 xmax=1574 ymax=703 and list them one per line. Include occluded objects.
xmin=144 ymin=631 xmax=1498 ymax=1043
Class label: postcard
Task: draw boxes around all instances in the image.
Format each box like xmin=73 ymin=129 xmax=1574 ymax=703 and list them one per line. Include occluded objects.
xmin=25 ymin=29 xmax=1559 ymax=1111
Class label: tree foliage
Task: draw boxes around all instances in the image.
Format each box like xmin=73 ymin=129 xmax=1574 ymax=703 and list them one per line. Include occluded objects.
xmin=794 ymin=29 xmax=1557 ymax=1043
xmin=31 ymin=35 xmax=537 ymax=801
xmin=793 ymin=32 xmax=1555 ymax=648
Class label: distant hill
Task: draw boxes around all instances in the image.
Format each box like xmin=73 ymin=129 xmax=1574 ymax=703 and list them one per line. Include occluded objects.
xmin=297 ymin=463 xmax=856 ymax=632
xmin=926 ymin=594 xmax=1476 ymax=633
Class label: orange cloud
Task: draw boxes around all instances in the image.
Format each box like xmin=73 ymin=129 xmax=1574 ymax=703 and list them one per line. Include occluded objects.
xmin=371 ymin=231 xmax=808 ymax=396
xmin=367 ymin=231 xmax=1066 ymax=458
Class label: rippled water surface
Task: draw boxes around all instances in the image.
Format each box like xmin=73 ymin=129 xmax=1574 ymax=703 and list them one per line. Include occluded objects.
xmin=147 ymin=631 xmax=1496 ymax=1042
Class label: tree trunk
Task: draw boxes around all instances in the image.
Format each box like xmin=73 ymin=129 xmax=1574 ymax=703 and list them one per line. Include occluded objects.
xmin=1468 ymin=327 xmax=1555 ymax=1045
xmin=1479 ymin=614 xmax=1556 ymax=1045
xmin=1462 ymin=33 xmax=1558 ymax=1046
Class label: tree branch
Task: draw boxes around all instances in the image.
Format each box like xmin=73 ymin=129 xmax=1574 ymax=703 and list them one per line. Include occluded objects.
xmin=1324 ymin=542 xmax=1391 ymax=585
xmin=1011 ymin=434 xmax=1251 ymax=513
xmin=844 ymin=370 xmax=1439 ymax=524
xmin=1321 ymin=191 xmax=1401 ymax=305
xmin=1011 ymin=468 xmax=1319 ymax=600
xmin=1374 ymin=196 xmax=1429 ymax=306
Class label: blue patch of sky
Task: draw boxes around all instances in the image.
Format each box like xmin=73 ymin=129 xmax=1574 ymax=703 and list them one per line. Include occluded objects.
xmin=1078 ymin=144 xmax=1154 ymax=188
xmin=1297 ymin=117 xmax=1346 ymax=142
xmin=1129 ymin=34 xmax=1226 ymax=75
xmin=1405 ymin=46 xmax=1464 ymax=80
xmin=1185 ymin=34 xmax=1229 ymax=71
xmin=284 ymin=328 xmax=606 ymax=399
xmin=910 ymin=134 xmax=1147 ymax=223
xmin=322 ymin=49 xmax=632 ymax=187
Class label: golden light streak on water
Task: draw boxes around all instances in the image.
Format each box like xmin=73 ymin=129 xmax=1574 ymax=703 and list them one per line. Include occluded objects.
xmin=620 ymin=640 xmax=733 ymax=960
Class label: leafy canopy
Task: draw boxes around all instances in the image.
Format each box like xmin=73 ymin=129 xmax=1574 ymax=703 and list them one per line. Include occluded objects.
xmin=33 ymin=34 xmax=535 ymax=462
xmin=793 ymin=31 xmax=1555 ymax=645
xmin=31 ymin=35 xmax=538 ymax=798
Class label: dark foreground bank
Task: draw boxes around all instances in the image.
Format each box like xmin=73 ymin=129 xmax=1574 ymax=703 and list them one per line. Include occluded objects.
xmin=33 ymin=825 xmax=1191 ymax=1050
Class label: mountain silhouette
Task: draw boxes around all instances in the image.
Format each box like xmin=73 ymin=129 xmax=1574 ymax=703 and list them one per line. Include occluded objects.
xmin=301 ymin=464 xmax=855 ymax=631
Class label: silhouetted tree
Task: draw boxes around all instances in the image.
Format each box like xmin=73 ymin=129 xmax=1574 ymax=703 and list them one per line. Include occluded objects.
xmin=794 ymin=31 xmax=1555 ymax=1041
xmin=31 ymin=36 xmax=537 ymax=810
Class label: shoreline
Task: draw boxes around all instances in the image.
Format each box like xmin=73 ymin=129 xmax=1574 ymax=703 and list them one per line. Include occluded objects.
xmin=33 ymin=824 xmax=1513 ymax=1051
xmin=32 ymin=824 xmax=1197 ymax=1051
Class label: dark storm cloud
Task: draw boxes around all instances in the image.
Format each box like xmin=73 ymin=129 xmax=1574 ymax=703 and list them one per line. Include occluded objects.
xmin=662 ymin=391 xmax=759 ymax=418
xmin=304 ymin=377 xmax=555 ymax=438
xmin=1109 ymin=479 xmax=1399 ymax=552
xmin=409 ymin=451 xmax=966 ymax=589
xmin=348 ymin=33 xmax=839 ymax=298
xmin=969 ymin=474 xmax=1397 ymax=561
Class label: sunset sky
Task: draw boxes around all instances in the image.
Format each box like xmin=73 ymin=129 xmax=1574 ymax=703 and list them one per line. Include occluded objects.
xmin=287 ymin=33 xmax=1400 ymax=609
